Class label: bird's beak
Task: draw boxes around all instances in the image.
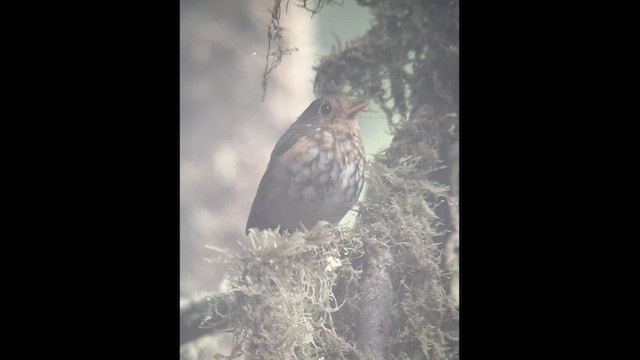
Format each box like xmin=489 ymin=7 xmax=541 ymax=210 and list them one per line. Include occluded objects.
xmin=346 ymin=100 xmax=369 ymax=118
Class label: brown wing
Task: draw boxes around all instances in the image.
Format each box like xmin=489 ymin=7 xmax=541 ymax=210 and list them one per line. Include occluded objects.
xmin=245 ymin=162 xmax=280 ymax=233
xmin=245 ymin=123 xmax=313 ymax=233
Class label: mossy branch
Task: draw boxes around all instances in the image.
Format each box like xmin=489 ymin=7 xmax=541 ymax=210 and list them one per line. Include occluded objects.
xmin=356 ymin=242 xmax=393 ymax=358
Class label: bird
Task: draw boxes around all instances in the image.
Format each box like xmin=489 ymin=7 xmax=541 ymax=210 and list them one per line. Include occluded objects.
xmin=246 ymin=96 xmax=369 ymax=234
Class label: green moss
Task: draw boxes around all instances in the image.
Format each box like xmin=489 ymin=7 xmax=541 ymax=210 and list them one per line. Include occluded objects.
xmin=356 ymin=102 xmax=458 ymax=359
xmin=205 ymin=223 xmax=366 ymax=359
xmin=314 ymin=0 xmax=459 ymax=129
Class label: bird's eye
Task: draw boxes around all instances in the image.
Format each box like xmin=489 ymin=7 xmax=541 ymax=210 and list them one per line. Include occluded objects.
xmin=320 ymin=103 xmax=332 ymax=116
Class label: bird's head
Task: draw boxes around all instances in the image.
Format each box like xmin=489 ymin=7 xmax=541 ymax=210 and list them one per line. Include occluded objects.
xmin=296 ymin=96 xmax=369 ymax=126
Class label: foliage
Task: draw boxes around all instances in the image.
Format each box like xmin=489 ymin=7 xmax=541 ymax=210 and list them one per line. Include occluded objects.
xmin=314 ymin=0 xmax=459 ymax=128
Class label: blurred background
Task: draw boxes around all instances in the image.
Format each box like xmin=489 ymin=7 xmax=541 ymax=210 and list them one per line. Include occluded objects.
xmin=180 ymin=0 xmax=391 ymax=298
